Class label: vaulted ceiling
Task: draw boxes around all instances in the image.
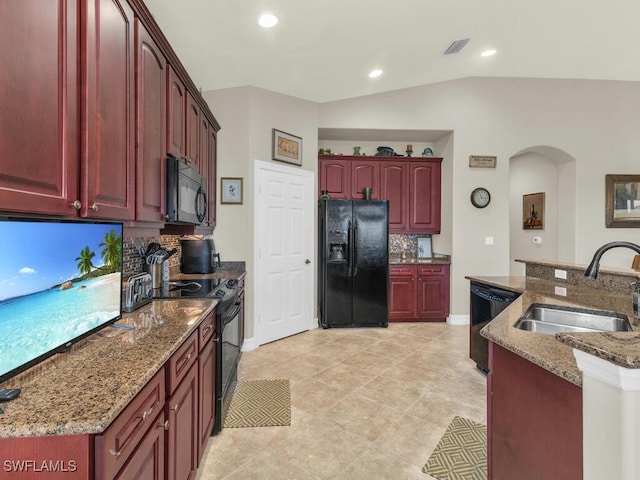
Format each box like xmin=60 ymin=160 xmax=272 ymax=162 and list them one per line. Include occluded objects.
xmin=144 ymin=0 xmax=640 ymax=103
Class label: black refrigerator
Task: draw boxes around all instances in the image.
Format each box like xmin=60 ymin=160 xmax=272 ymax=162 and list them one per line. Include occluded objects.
xmin=318 ymin=199 xmax=389 ymax=328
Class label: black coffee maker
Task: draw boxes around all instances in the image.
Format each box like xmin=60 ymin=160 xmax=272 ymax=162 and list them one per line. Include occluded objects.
xmin=180 ymin=238 xmax=221 ymax=273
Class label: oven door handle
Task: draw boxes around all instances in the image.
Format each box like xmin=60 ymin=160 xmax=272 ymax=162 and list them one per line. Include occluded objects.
xmin=222 ymin=302 xmax=242 ymax=324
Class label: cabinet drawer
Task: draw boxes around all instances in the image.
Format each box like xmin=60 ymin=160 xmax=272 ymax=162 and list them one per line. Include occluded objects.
xmin=198 ymin=312 xmax=215 ymax=351
xmin=167 ymin=331 xmax=198 ymax=394
xmin=389 ymin=265 xmax=415 ymax=276
xmin=96 ymin=368 xmax=165 ymax=480
xmin=417 ymin=265 xmax=446 ymax=276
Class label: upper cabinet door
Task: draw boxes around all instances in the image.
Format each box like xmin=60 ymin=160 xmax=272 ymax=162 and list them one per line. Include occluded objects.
xmin=167 ymin=66 xmax=186 ymax=159
xmin=0 ymin=0 xmax=80 ymax=216
xmin=409 ymin=161 xmax=441 ymax=233
xmin=351 ymin=160 xmax=380 ymax=199
xmin=185 ymin=91 xmax=201 ymax=172
xmin=380 ymin=162 xmax=409 ymax=232
xmin=319 ymin=158 xmax=351 ymax=199
xmin=82 ymin=0 xmax=135 ymax=220
xmin=135 ymin=19 xmax=167 ymax=223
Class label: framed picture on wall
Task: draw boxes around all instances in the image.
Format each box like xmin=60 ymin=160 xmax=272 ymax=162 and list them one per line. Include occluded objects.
xmin=605 ymin=174 xmax=640 ymax=228
xmin=272 ymin=129 xmax=302 ymax=166
xmin=523 ymin=192 xmax=545 ymax=230
xmin=221 ymin=177 xmax=243 ymax=204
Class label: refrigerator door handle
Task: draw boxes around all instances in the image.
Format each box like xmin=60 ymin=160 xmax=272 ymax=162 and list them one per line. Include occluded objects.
xmin=353 ymin=220 xmax=358 ymax=276
xmin=347 ymin=220 xmax=353 ymax=276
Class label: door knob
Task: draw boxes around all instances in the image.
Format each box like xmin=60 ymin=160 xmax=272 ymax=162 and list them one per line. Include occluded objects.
xmin=305 ymin=259 xmax=311 ymax=264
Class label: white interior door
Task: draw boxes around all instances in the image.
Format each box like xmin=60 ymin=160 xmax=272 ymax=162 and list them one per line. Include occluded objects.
xmin=254 ymin=160 xmax=314 ymax=345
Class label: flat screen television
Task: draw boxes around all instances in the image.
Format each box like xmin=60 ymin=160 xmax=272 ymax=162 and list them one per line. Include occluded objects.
xmin=0 ymin=217 xmax=123 ymax=384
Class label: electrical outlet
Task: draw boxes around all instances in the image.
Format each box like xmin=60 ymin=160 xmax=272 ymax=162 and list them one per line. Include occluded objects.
xmin=554 ymin=269 xmax=567 ymax=280
xmin=485 ymin=236 xmax=494 ymax=246
xmin=555 ymin=286 xmax=567 ymax=296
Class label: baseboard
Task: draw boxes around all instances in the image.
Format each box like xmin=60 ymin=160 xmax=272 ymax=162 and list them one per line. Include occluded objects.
xmin=447 ymin=314 xmax=470 ymax=326
xmin=241 ymin=337 xmax=259 ymax=352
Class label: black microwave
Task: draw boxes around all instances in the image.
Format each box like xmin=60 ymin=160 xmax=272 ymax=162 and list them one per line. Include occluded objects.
xmin=166 ymin=157 xmax=207 ymax=224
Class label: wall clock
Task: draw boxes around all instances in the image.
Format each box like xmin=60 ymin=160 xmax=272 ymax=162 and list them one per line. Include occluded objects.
xmin=470 ymin=187 xmax=491 ymax=208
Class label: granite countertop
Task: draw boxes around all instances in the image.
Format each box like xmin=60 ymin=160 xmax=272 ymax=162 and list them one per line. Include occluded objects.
xmin=389 ymin=253 xmax=451 ymax=265
xmin=0 ymin=298 xmax=216 ymax=438
xmin=467 ymin=275 xmax=640 ymax=386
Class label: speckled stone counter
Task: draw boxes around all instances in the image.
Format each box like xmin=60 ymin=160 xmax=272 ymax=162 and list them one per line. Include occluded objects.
xmin=0 ymin=298 xmax=216 ymax=438
xmin=467 ymin=275 xmax=640 ymax=386
xmin=389 ymin=253 xmax=451 ymax=265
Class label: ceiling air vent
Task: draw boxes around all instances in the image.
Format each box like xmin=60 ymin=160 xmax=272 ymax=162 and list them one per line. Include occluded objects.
xmin=443 ymin=38 xmax=470 ymax=55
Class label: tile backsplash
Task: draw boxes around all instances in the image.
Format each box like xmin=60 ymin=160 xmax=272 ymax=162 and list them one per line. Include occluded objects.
xmin=389 ymin=234 xmax=430 ymax=255
xmin=123 ymin=235 xmax=181 ymax=278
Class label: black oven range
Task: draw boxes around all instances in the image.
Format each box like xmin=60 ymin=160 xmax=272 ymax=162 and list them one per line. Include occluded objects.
xmin=153 ymin=277 xmax=242 ymax=434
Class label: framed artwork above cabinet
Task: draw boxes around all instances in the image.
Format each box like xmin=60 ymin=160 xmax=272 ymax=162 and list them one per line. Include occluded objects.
xmin=319 ymin=155 xmax=442 ymax=234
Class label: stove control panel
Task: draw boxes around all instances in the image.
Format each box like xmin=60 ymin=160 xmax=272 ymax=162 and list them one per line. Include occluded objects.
xmin=124 ymin=273 xmax=153 ymax=313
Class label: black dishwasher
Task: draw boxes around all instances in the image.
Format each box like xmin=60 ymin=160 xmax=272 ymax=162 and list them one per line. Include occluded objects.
xmin=470 ymin=282 xmax=521 ymax=373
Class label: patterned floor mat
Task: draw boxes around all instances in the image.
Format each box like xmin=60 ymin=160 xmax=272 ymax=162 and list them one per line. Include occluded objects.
xmin=422 ymin=416 xmax=487 ymax=480
xmin=224 ymin=379 xmax=291 ymax=428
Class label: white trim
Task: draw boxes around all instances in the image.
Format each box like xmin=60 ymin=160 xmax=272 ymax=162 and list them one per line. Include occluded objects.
xmin=241 ymin=337 xmax=259 ymax=352
xmin=447 ymin=314 xmax=470 ymax=325
xmin=573 ymin=348 xmax=640 ymax=391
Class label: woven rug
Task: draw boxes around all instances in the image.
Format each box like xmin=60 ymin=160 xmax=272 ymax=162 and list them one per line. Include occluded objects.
xmin=224 ymin=379 xmax=291 ymax=428
xmin=422 ymin=416 xmax=487 ymax=480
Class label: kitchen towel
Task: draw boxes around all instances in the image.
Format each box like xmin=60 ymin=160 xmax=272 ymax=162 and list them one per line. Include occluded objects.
xmin=422 ymin=416 xmax=487 ymax=480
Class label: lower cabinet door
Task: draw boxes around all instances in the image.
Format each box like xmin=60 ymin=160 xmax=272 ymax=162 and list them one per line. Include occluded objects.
xmin=115 ymin=411 xmax=165 ymax=480
xmin=198 ymin=338 xmax=216 ymax=461
xmin=166 ymin=362 xmax=199 ymax=480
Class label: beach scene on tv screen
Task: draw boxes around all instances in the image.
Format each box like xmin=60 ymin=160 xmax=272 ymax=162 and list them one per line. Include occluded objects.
xmin=0 ymin=221 xmax=122 ymax=379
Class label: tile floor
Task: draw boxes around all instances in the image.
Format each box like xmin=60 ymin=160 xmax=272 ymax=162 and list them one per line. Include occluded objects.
xmin=195 ymin=322 xmax=486 ymax=480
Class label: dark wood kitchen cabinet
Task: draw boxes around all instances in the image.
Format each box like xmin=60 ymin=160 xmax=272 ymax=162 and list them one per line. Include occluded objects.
xmin=82 ymin=0 xmax=136 ymax=220
xmin=380 ymin=162 xmax=409 ymax=231
xmin=198 ymin=333 xmax=216 ymax=459
xmin=0 ymin=0 xmax=80 ymax=216
xmin=351 ymin=160 xmax=380 ymax=199
xmin=319 ymin=156 xmax=442 ymax=233
xmin=388 ymin=264 xmax=450 ymax=321
xmin=488 ymin=342 xmax=582 ymax=480
xmin=135 ymin=18 xmax=167 ymax=224
xmin=186 ymin=92 xmax=202 ymax=173
xmin=166 ymin=362 xmax=199 ymax=480
xmin=388 ymin=265 xmax=417 ymax=319
xmin=319 ymin=158 xmax=351 ymax=199
xmin=95 ymin=368 xmax=166 ymax=480
xmin=416 ymin=265 xmax=450 ymax=319
xmin=167 ymin=69 xmax=202 ymax=174
xmin=167 ymin=66 xmax=187 ymax=161
xmin=1 ymin=0 xmax=220 ymax=230
xmin=408 ymin=162 xmax=441 ymax=233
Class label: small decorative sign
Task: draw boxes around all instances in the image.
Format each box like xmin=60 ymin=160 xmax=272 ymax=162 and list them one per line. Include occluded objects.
xmin=469 ymin=155 xmax=497 ymax=168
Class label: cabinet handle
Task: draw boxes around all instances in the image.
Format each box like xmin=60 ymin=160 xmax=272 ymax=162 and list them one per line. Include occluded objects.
xmin=71 ymin=200 xmax=82 ymax=210
xmin=158 ymin=420 xmax=169 ymax=430
xmin=171 ymin=404 xmax=179 ymax=412
xmin=89 ymin=203 xmax=99 ymax=211
xmin=186 ymin=352 xmax=192 ymax=361
xmin=165 ymin=214 xmax=170 ymax=220
xmin=108 ymin=449 xmax=121 ymax=457
xmin=140 ymin=407 xmax=153 ymax=421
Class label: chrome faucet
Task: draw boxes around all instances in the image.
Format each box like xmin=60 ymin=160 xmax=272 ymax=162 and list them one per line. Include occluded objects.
xmin=584 ymin=241 xmax=640 ymax=279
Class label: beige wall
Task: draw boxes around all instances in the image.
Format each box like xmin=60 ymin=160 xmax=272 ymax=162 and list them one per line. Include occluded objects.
xmin=205 ymin=78 xmax=640 ymax=325
xmin=202 ymin=87 xmax=318 ymax=338
xmin=318 ymin=77 xmax=640 ymax=315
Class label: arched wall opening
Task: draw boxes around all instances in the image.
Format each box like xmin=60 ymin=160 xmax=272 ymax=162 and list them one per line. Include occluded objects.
xmin=509 ymin=146 xmax=577 ymax=276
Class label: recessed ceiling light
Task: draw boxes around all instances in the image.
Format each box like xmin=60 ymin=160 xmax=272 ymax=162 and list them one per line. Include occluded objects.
xmin=258 ymin=13 xmax=278 ymax=28
xmin=369 ymin=69 xmax=383 ymax=79
xmin=481 ymin=49 xmax=497 ymax=57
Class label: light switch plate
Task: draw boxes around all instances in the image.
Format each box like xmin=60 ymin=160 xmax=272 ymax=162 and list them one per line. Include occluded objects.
xmin=554 ymin=269 xmax=567 ymax=280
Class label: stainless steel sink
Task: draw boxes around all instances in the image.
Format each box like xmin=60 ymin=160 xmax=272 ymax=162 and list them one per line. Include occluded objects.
xmin=513 ymin=303 xmax=633 ymax=335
